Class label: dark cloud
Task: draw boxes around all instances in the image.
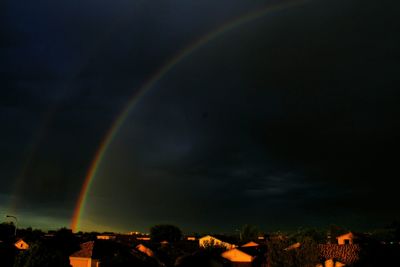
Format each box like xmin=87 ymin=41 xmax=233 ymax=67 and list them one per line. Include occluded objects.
xmin=1 ymin=0 xmax=400 ymax=231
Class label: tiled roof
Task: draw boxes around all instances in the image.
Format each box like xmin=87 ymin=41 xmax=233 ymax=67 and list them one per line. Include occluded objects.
xmin=70 ymin=241 xmax=94 ymax=258
xmin=319 ymin=244 xmax=360 ymax=265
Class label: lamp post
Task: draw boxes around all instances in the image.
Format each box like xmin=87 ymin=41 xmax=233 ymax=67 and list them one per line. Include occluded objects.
xmin=6 ymin=215 xmax=18 ymax=237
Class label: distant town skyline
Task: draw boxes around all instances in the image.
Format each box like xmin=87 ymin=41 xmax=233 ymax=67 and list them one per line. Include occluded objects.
xmin=1 ymin=0 xmax=399 ymax=233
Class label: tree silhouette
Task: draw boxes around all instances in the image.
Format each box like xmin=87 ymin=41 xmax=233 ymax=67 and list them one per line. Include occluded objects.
xmin=0 ymin=222 xmax=15 ymax=243
xmin=53 ymin=228 xmax=79 ymax=255
xmin=13 ymin=241 xmax=70 ymax=267
xmin=150 ymin=224 xmax=182 ymax=243
xmin=240 ymin=224 xmax=259 ymax=242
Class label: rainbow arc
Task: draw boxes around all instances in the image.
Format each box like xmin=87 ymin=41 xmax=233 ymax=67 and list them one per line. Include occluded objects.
xmin=70 ymin=0 xmax=307 ymax=232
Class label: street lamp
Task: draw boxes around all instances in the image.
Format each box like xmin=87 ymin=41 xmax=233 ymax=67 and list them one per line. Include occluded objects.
xmin=6 ymin=215 xmax=18 ymax=237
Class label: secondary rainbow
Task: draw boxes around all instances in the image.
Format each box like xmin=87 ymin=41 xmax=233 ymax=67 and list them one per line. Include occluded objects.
xmin=70 ymin=0 xmax=307 ymax=232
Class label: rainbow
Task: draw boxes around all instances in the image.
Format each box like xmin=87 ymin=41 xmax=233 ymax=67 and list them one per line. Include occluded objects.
xmin=70 ymin=0 xmax=307 ymax=232
xmin=9 ymin=107 xmax=59 ymax=214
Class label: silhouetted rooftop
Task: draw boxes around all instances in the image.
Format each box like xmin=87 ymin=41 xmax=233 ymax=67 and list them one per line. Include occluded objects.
xmin=70 ymin=241 xmax=94 ymax=258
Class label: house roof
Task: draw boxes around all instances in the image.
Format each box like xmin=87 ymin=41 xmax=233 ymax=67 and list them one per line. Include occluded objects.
xmin=200 ymin=235 xmax=237 ymax=244
xmin=284 ymin=242 xmax=301 ymax=251
xmin=237 ymin=246 xmax=262 ymax=257
xmin=136 ymin=244 xmax=154 ymax=257
xmin=336 ymin=232 xmax=354 ymax=239
xmin=14 ymin=239 xmax=29 ymax=250
xmin=242 ymin=241 xmax=259 ymax=247
xmin=15 ymin=239 xmax=27 ymax=245
xmin=221 ymin=248 xmax=254 ymax=262
xmin=319 ymin=244 xmax=360 ymax=265
xmin=70 ymin=241 xmax=94 ymax=258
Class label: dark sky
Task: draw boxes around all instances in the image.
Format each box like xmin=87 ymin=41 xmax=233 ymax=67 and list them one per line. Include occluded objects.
xmin=1 ymin=0 xmax=399 ymax=233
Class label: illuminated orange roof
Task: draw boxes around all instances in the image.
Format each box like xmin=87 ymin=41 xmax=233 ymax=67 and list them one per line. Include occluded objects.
xmin=242 ymin=241 xmax=259 ymax=247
